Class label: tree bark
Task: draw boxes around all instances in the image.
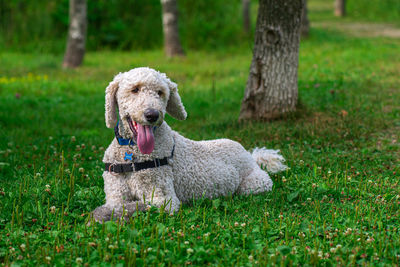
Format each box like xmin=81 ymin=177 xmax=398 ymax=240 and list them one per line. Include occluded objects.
xmin=301 ymin=0 xmax=310 ymax=38
xmin=63 ymin=0 xmax=87 ymax=68
xmin=242 ymin=0 xmax=251 ymax=34
xmin=161 ymin=0 xmax=184 ymax=57
xmin=334 ymin=0 xmax=346 ymax=17
xmin=239 ymin=0 xmax=303 ymax=121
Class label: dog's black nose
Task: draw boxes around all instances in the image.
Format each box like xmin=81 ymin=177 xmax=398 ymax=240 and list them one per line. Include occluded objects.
xmin=144 ymin=108 xmax=159 ymax=123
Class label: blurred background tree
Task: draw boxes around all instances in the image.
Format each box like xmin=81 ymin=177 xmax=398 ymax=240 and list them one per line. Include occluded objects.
xmin=242 ymin=0 xmax=251 ymax=34
xmin=63 ymin=0 xmax=87 ymax=68
xmin=334 ymin=0 xmax=346 ymax=17
xmin=301 ymin=0 xmax=310 ymax=38
xmin=160 ymin=0 xmax=184 ymax=57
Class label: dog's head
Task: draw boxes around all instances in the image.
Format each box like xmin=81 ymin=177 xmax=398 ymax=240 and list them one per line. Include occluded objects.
xmin=105 ymin=67 xmax=186 ymax=154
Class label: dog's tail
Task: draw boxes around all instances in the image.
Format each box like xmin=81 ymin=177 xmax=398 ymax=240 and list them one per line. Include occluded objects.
xmin=251 ymin=147 xmax=287 ymax=174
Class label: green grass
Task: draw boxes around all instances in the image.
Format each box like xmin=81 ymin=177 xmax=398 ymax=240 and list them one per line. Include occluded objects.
xmin=1 ymin=9 xmax=400 ymax=267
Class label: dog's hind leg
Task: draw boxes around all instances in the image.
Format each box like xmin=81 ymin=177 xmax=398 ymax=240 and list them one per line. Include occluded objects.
xmin=236 ymin=148 xmax=287 ymax=195
xmin=236 ymin=166 xmax=273 ymax=195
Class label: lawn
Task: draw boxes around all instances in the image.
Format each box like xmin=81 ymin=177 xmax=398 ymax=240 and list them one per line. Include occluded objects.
xmin=1 ymin=5 xmax=400 ymax=267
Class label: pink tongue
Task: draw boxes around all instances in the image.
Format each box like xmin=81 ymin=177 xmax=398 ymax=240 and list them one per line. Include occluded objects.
xmin=137 ymin=124 xmax=155 ymax=154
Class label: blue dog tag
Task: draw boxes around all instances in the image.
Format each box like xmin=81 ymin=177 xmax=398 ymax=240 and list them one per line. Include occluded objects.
xmin=124 ymin=152 xmax=133 ymax=161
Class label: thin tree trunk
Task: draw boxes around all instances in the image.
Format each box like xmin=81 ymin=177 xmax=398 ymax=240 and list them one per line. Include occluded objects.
xmin=242 ymin=0 xmax=251 ymax=33
xmin=239 ymin=0 xmax=303 ymax=121
xmin=334 ymin=0 xmax=346 ymax=17
xmin=161 ymin=0 xmax=184 ymax=57
xmin=301 ymin=0 xmax=310 ymax=38
xmin=63 ymin=0 xmax=87 ymax=68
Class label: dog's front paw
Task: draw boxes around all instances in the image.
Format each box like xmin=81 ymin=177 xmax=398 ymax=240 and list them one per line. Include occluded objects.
xmin=90 ymin=202 xmax=148 ymax=224
xmin=92 ymin=205 xmax=114 ymax=223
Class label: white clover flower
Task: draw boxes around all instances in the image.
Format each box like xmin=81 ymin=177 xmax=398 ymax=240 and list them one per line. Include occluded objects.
xmin=366 ymin=237 xmax=374 ymax=243
xmin=187 ymin=248 xmax=194 ymax=254
xmin=318 ymin=251 xmax=323 ymax=259
xmin=50 ymin=206 xmax=56 ymax=214
xmin=298 ymin=232 xmax=305 ymax=238
xmin=76 ymin=257 xmax=83 ymax=264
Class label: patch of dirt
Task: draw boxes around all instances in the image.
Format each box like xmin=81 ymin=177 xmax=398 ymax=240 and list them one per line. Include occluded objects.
xmin=309 ymin=112 xmax=335 ymax=124
xmin=313 ymin=21 xmax=400 ymax=38
xmin=373 ymin=125 xmax=400 ymax=157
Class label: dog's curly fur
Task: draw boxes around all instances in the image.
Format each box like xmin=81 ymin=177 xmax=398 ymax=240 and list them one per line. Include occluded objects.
xmin=92 ymin=67 xmax=286 ymax=222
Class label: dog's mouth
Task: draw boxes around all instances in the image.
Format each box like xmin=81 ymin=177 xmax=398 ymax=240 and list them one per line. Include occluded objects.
xmin=127 ymin=117 xmax=155 ymax=154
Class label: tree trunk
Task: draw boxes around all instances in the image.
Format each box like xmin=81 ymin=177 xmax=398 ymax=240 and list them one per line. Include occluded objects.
xmin=239 ymin=0 xmax=303 ymax=121
xmin=301 ymin=0 xmax=310 ymax=38
xmin=63 ymin=0 xmax=87 ymax=68
xmin=242 ymin=0 xmax=251 ymax=33
xmin=161 ymin=0 xmax=184 ymax=57
xmin=334 ymin=0 xmax=346 ymax=17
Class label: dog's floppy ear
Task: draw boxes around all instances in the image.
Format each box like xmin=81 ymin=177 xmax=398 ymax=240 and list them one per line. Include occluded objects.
xmin=105 ymin=73 xmax=122 ymax=128
xmin=163 ymin=74 xmax=187 ymax=120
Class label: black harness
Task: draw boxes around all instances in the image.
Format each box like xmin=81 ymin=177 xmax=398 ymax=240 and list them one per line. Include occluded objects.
xmin=104 ymin=122 xmax=174 ymax=174
xmin=105 ymin=145 xmax=174 ymax=173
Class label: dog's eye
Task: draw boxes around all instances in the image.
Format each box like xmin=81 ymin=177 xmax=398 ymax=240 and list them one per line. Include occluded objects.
xmin=132 ymin=87 xmax=140 ymax=94
xmin=158 ymin=90 xmax=164 ymax=97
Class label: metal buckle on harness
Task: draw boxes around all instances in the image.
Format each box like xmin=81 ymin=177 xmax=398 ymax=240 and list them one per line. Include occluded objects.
xmin=154 ymin=158 xmax=161 ymax=167
xmin=108 ymin=163 xmax=118 ymax=176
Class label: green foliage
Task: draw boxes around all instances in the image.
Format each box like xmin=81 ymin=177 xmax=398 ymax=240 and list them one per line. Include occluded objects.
xmin=0 ymin=0 xmax=250 ymax=53
xmin=2 ymin=0 xmax=398 ymax=53
xmin=179 ymin=0 xmax=245 ymax=50
xmin=347 ymin=0 xmax=400 ymax=23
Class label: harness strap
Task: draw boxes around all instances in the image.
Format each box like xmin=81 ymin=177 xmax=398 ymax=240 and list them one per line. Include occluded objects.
xmin=105 ymin=143 xmax=175 ymax=173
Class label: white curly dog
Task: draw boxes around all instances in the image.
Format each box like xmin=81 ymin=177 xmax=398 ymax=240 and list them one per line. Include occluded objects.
xmin=92 ymin=67 xmax=286 ymax=222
